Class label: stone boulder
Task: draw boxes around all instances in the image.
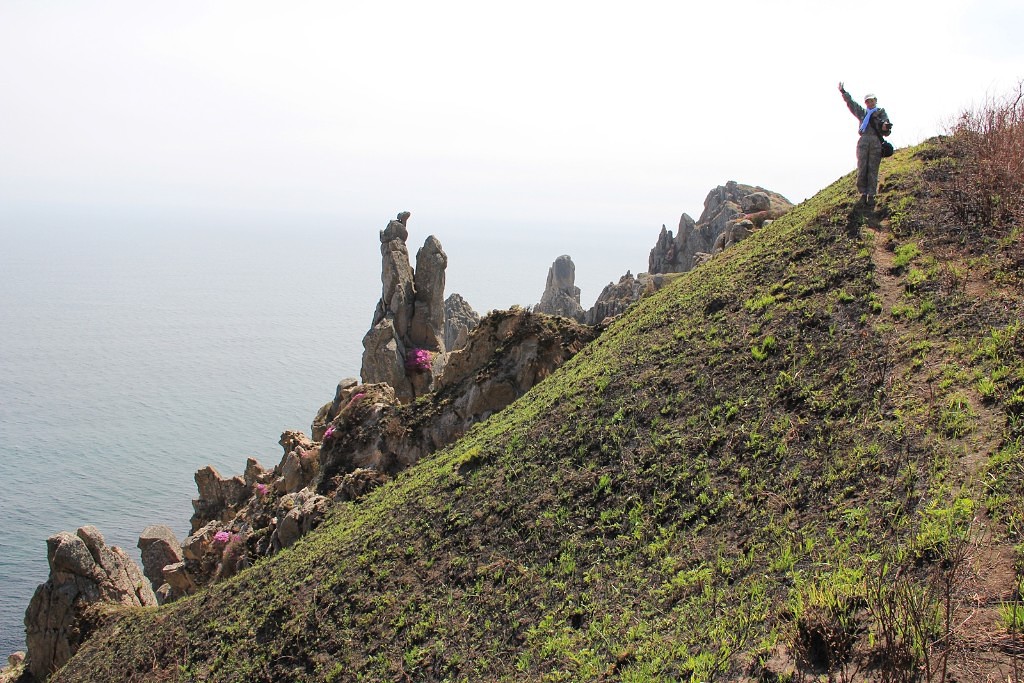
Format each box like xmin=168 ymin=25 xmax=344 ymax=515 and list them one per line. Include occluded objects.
xmin=24 ymin=526 xmax=157 ymax=680
xmin=713 ymin=218 xmax=755 ymax=254
xmin=136 ymin=525 xmax=183 ymax=601
xmin=161 ymin=561 xmax=197 ymax=599
xmin=272 ymin=491 xmax=333 ymax=550
xmin=535 ymin=255 xmax=585 ymax=321
xmin=741 ymin=191 xmax=771 ymax=213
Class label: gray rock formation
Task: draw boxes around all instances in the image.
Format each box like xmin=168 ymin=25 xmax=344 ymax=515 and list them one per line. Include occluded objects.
xmin=361 ymin=212 xmax=449 ymax=403
xmin=0 ymin=652 xmax=26 ymax=683
xmin=535 ymin=255 xmax=585 ymax=321
xmin=311 ymin=377 xmax=362 ymax=441
xmin=649 ymin=181 xmax=792 ymax=274
xmin=271 ymin=490 xmax=332 ymax=550
xmin=713 ymin=218 xmax=755 ymax=253
xmin=321 ymin=309 xmax=598 ymax=486
xmin=410 ymin=236 xmax=447 ymax=353
xmin=586 ymin=272 xmax=649 ymax=325
xmin=136 ymin=525 xmax=183 ymax=602
xmin=24 ymin=526 xmax=157 ymax=680
xmin=169 ymin=307 xmax=597 ymax=593
xmin=190 ymin=465 xmax=249 ymax=533
xmin=443 ymin=293 xmax=480 ymax=352
xmin=277 ymin=430 xmax=319 ymax=494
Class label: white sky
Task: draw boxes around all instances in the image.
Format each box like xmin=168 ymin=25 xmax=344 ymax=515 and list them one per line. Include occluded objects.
xmin=1 ymin=0 xmax=1022 ymax=236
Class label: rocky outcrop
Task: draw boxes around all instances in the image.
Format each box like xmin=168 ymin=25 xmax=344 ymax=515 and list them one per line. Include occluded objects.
xmin=160 ymin=308 xmax=597 ymax=594
xmin=586 ymin=272 xmax=647 ymax=325
xmin=136 ymin=525 xmax=183 ymax=603
xmin=361 ymin=212 xmax=448 ymax=403
xmin=535 ymin=255 xmax=585 ymax=321
xmin=649 ymin=181 xmax=792 ymax=274
xmin=444 ymin=293 xmax=479 ymax=352
xmin=409 ymin=236 xmax=447 ymax=353
xmin=311 ymin=377 xmax=361 ymax=441
xmin=322 ymin=308 xmax=597 ymax=484
xmin=24 ymin=526 xmax=157 ymax=680
xmin=277 ymin=431 xmax=320 ymax=494
xmin=190 ymin=465 xmax=250 ymax=533
xmin=271 ymin=490 xmax=332 ymax=550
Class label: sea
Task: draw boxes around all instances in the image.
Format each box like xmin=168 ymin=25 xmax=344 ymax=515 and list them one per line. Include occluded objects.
xmin=0 ymin=210 xmax=654 ymax=657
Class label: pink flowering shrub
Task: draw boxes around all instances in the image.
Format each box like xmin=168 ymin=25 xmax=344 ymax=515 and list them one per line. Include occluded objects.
xmin=405 ymin=348 xmax=432 ymax=372
xmin=350 ymin=392 xmax=365 ymax=403
xmin=213 ymin=530 xmax=231 ymax=545
xmin=255 ymin=483 xmax=269 ymax=496
xmin=323 ymin=425 xmax=336 ymax=440
xmin=216 ymin=533 xmax=249 ymax=580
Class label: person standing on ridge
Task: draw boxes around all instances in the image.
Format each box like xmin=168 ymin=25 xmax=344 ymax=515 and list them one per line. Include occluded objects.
xmin=838 ymin=82 xmax=892 ymax=206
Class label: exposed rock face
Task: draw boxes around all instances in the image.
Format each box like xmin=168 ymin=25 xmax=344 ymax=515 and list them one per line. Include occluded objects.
xmin=443 ymin=293 xmax=480 ymax=352
xmin=713 ymin=218 xmax=755 ymax=254
xmin=586 ymin=272 xmax=647 ymax=325
xmin=24 ymin=526 xmax=157 ymax=680
xmin=311 ymin=377 xmax=361 ymax=441
xmin=361 ymin=212 xmax=449 ymax=403
xmin=410 ymin=236 xmax=447 ymax=352
xmin=271 ymin=490 xmax=332 ymax=550
xmin=164 ymin=309 xmax=596 ymax=594
xmin=277 ymin=431 xmax=319 ymax=494
xmin=190 ymin=465 xmax=250 ymax=533
xmin=136 ymin=525 xmax=183 ymax=603
xmin=320 ymin=308 xmax=598 ymax=484
xmin=535 ymin=255 xmax=585 ymax=321
xmin=649 ymin=181 xmax=792 ymax=274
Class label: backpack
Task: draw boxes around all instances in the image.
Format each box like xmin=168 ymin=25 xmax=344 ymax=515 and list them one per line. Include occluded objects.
xmin=875 ymin=114 xmax=894 ymax=156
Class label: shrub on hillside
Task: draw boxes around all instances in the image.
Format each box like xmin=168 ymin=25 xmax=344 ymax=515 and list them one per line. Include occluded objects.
xmin=944 ymin=81 xmax=1024 ymax=233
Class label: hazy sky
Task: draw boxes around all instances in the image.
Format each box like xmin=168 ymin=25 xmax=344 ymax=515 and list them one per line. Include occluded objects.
xmin=2 ymin=1 xmax=1022 ymax=238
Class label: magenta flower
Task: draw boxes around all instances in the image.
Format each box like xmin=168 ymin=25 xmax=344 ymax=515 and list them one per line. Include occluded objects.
xmin=213 ymin=530 xmax=231 ymax=545
xmin=255 ymin=483 xmax=269 ymax=496
xmin=323 ymin=425 xmax=336 ymax=440
xmin=405 ymin=348 xmax=432 ymax=372
xmin=350 ymin=392 xmax=365 ymax=403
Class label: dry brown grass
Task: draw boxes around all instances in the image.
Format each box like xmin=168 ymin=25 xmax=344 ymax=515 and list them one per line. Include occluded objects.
xmin=945 ymin=81 xmax=1024 ymax=234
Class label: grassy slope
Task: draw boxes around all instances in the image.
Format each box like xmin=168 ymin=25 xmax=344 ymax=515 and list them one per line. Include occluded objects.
xmin=55 ymin=142 xmax=1024 ymax=682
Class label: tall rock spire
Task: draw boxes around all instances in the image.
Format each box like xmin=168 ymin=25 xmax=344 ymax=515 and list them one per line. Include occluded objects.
xmin=360 ymin=212 xmax=448 ymax=402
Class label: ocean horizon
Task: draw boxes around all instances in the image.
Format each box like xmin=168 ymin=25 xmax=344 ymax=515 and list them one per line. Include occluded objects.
xmin=0 ymin=209 xmax=655 ymax=657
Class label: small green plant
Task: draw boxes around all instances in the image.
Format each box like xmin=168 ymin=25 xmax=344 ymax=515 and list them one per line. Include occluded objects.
xmin=892 ymin=242 xmax=921 ymax=271
xmin=976 ymin=376 xmax=998 ymax=402
xmin=751 ymin=335 xmax=778 ymax=362
xmin=998 ymin=600 xmax=1024 ymax=632
xmin=905 ymin=267 xmax=928 ymax=290
xmin=938 ymin=392 xmax=977 ymax=437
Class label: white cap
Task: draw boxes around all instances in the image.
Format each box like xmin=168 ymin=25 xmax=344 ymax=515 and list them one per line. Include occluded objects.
xmin=864 ymin=93 xmax=877 ymax=101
